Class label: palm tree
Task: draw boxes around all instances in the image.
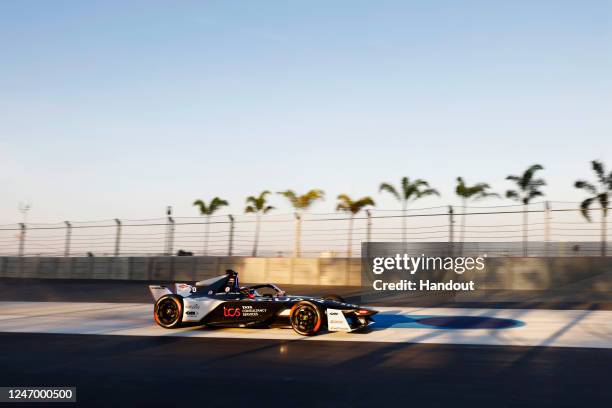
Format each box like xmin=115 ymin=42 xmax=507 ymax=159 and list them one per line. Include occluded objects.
xmin=193 ymin=197 xmax=228 ymax=255
xmin=505 ymin=164 xmax=546 ymax=256
xmin=574 ymin=160 xmax=611 ymax=256
xmin=379 ymin=177 xmax=439 ymax=242
xmin=336 ymin=194 xmax=375 ymax=258
xmin=277 ymin=189 xmax=325 ymax=257
xmin=245 ymin=191 xmax=274 ymax=257
xmin=455 ymin=177 xmax=499 ymax=247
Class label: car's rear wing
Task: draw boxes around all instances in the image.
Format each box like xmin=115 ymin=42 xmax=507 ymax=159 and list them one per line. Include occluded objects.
xmin=148 ymin=285 xmax=172 ymax=301
xmin=148 ymin=283 xmax=198 ymax=301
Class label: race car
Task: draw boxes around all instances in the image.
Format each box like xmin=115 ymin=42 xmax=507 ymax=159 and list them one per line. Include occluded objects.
xmin=149 ymin=270 xmax=376 ymax=336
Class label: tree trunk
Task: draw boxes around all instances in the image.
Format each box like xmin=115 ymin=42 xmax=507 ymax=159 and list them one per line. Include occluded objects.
xmin=460 ymin=198 xmax=467 ymax=254
xmin=366 ymin=210 xmax=372 ymax=242
xmin=204 ymin=215 xmax=211 ymax=256
xmin=252 ymin=214 xmax=260 ymax=257
xmin=602 ymin=210 xmax=607 ymax=257
xmin=347 ymin=214 xmax=354 ymax=258
xmin=401 ymin=201 xmax=407 ymax=243
xmin=523 ymin=203 xmax=528 ymax=257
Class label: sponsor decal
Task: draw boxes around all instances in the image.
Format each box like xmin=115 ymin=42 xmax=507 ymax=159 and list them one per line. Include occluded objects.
xmin=240 ymin=305 xmax=267 ymax=317
xmin=223 ymin=305 xmax=268 ymax=318
xmin=176 ymin=283 xmax=196 ymax=297
xmin=186 ymin=303 xmax=200 ymax=310
xmin=186 ymin=311 xmax=197 ymax=316
xmin=326 ymin=308 xmax=351 ymax=331
xmin=223 ymin=307 xmax=241 ymax=317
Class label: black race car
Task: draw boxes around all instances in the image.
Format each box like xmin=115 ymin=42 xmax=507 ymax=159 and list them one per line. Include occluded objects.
xmin=149 ymin=270 xmax=376 ymax=336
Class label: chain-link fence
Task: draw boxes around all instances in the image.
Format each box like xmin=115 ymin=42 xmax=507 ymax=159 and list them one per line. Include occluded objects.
xmin=0 ymin=201 xmax=609 ymax=257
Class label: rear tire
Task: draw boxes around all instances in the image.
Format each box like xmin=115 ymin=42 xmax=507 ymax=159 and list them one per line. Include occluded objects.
xmin=290 ymin=301 xmax=322 ymax=336
xmin=154 ymin=295 xmax=183 ymax=328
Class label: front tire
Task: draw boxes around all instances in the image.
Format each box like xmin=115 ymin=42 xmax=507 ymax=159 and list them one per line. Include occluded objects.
xmin=154 ymin=295 xmax=183 ymax=328
xmin=290 ymin=301 xmax=322 ymax=336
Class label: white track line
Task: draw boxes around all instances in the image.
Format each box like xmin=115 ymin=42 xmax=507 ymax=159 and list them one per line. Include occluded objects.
xmin=0 ymin=302 xmax=610 ymax=349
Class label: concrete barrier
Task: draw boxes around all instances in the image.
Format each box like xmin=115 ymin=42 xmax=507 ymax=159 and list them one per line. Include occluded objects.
xmin=0 ymin=256 xmax=610 ymax=291
xmin=0 ymin=256 xmax=360 ymax=286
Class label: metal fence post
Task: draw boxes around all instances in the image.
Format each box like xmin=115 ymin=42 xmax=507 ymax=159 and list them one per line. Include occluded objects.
xmin=167 ymin=216 xmax=175 ymax=256
xmin=448 ymin=206 xmax=454 ymax=255
xmin=602 ymin=207 xmax=607 ymax=257
xmin=228 ymin=215 xmax=234 ymax=256
xmin=18 ymin=223 xmax=26 ymax=257
xmin=544 ymin=201 xmax=551 ymax=256
xmin=64 ymin=221 xmax=72 ymax=257
xmin=294 ymin=213 xmax=302 ymax=258
xmin=114 ymin=219 xmax=121 ymax=256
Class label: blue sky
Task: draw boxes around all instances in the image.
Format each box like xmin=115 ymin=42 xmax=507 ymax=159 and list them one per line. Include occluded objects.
xmin=0 ymin=0 xmax=610 ymax=223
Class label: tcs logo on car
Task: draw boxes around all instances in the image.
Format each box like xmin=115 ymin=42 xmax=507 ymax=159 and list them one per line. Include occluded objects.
xmin=223 ymin=306 xmax=241 ymax=317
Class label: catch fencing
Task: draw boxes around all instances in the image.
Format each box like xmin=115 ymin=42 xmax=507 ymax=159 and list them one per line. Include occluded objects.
xmin=0 ymin=201 xmax=609 ymax=258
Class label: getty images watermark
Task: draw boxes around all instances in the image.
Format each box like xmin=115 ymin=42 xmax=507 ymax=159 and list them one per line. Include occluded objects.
xmin=370 ymin=253 xmax=485 ymax=291
xmin=361 ymin=242 xmax=491 ymax=293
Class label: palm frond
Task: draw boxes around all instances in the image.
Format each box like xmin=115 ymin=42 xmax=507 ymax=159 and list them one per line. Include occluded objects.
xmin=336 ymin=194 xmax=351 ymax=203
xmin=574 ymin=180 xmax=597 ymax=195
xmin=244 ymin=191 xmax=274 ymax=214
xmin=455 ymin=177 xmax=468 ymax=197
xmin=354 ymin=197 xmax=375 ymax=209
xmin=379 ymin=182 xmax=399 ymax=200
xmin=523 ymin=164 xmax=544 ymax=186
xmin=506 ymin=165 xmax=545 ymax=204
xmin=417 ymin=188 xmax=439 ymax=198
xmin=412 ymin=179 xmax=430 ymax=187
xmin=192 ymin=199 xmax=208 ymax=215
xmin=592 ymin=160 xmax=605 ymax=183
xmin=529 ymin=178 xmax=546 ymax=188
xmin=506 ymin=190 xmax=519 ymax=200
xmin=580 ymin=197 xmax=594 ymax=222
xmin=336 ymin=194 xmax=352 ymax=212
xmin=475 ymin=191 xmax=500 ymax=200
xmin=297 ymin=189 xmax=325 ymax=209
xmin=277 ymin=190 xmax=297 ymax=206
xmin=208 ymin=197 xmax=229 ymax=214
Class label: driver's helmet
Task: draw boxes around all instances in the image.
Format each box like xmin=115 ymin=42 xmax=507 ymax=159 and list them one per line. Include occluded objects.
xmin=225 ymin=270 xmax=239 ymax=292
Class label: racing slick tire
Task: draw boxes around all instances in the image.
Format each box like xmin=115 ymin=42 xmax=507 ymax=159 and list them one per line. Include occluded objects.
xmin=154 ymin=294 xmax=183 ymax=329
xmin=290 ymin=301 xmax=323 ymax=336
xmin=324 ymin=294 xmax=346 ymax=303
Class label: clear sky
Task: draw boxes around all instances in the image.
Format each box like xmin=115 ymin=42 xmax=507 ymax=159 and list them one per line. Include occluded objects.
xmin=1 ymin=0 xmax=610 ymax=224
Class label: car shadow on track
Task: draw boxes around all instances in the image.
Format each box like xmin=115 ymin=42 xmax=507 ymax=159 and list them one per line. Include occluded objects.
xmin=370 ymin=311 xmax=525 ymax=331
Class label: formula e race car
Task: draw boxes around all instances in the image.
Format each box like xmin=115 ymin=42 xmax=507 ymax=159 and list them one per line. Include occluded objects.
xmin=149 ymin=270 xmax=376 ymax=336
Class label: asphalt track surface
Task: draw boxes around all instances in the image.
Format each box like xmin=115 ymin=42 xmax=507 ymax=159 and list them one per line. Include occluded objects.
xmin=2 ymin=302 xmax=611 ymax=348
xmin=1 ymin=279 xmax=611 ymax=407
xmin=3 ymin=278 xmax=611 ymax=310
